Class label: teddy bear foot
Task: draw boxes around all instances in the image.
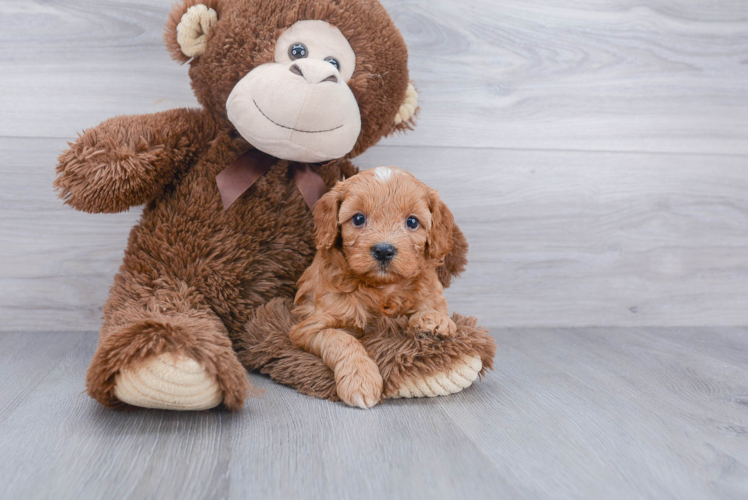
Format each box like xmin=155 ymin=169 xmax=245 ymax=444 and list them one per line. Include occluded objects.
xmin=366 ymin=313 xmax=496 ymax=402
xmin=87 ymin=313 xmax=252 ymax=411
xmin=387 ymin=354 xmax=482 ymax=399
xmin=239 ymin=300 xmax=496 ymax=404
xmin=113 ymin=352 xmax=224 ymax=411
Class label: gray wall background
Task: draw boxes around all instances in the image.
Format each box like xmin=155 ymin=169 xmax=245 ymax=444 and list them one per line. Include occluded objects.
xmin=1 ymin=0 xmax=747 ymax=332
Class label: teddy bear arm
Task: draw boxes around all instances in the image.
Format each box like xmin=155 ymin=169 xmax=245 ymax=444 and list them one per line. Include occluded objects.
xmin=54 ymin=108 xmax=218 ymax=213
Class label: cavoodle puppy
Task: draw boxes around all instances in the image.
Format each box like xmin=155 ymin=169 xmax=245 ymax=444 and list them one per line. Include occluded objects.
xmin=289 ymin=166 xmax=458 ymax=408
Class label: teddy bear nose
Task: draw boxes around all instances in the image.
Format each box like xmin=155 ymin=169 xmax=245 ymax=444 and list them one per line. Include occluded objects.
xmin=371 ymin=243 xmax=397 ymax=263
xmin=289 ymin=61 xmax=339 ymax=84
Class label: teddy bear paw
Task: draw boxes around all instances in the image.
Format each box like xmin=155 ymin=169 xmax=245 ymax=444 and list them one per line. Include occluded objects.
xmin=388 ymin=354 xmax=482 ymax=399
xmin=114 ymin=352 xmax=224 ymax=410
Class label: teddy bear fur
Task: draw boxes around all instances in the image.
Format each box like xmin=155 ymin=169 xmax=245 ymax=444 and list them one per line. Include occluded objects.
xmin=238 ymin=298 xmax=496 ymax=401
xmin=54 ymin=0 xmax=492 ymax=410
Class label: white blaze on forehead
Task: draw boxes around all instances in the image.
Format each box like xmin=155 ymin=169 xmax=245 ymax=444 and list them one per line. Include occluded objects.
xmin=373 ymin=166 xmax=398 ymax=182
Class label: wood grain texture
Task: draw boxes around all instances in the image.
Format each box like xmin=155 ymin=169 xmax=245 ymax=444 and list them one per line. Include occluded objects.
xmin=357 ymin=146 xmax=748 ymax=327
xmin=0 ymin=328 xmax=746 ymax=499
xmin=2 ymin=2 xmax=747 ymax=498
xmin=1 ymin=0 xmax=747 ymax=154
xmin=389 ymin=0 xmax=748 ymax=154
xmin=4 ymin=136 xmax=747 ymax=330
xmin=1 ymin=0 xmax=747 ymax=330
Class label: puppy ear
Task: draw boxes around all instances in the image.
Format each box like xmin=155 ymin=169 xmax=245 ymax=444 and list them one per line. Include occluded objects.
xmin=165 ymin=1 xmax=221 ymax=63
xmin=427 ymin=190 xmax=455 ymax=262
xmin=437 ymin=223 xmax=469 ymax=288
xmin=313 ymin=182 xmax=345 ymax=250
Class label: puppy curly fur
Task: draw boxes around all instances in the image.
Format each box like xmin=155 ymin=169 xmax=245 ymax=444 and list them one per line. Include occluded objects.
xmin=286 ymin=167 xmax=477 ymax=408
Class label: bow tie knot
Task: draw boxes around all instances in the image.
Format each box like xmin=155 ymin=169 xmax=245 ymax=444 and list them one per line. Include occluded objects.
xmin=215 ymin=149 xmax=327 ymax=211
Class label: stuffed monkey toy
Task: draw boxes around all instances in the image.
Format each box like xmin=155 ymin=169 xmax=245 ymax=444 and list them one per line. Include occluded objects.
xmin=55 ymin=0 xmax=495 ymax=411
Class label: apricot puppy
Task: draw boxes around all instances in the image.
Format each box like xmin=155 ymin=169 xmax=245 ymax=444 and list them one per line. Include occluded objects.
xmin=289 ymin=167 xmax=457 ymax=408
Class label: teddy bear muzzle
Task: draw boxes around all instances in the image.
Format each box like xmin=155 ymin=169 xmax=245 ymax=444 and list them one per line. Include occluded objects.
xmin=226 ymin=59 xmax=362 ymax=163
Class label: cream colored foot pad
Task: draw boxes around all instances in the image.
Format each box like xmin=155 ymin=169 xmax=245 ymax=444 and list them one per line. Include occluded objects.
xmin=114 ymin=352 xmax=224 ymax=411
xmin=389 ymin=355 xmax=482 ymax=399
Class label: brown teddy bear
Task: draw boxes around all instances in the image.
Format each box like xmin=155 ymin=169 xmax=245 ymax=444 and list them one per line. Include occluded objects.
xmin=54 ymin=0 xmax=495 ymax=411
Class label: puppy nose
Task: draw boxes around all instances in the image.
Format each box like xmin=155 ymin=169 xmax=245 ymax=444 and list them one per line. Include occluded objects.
xmin=371 ymin=243 xmax=397 ymax=263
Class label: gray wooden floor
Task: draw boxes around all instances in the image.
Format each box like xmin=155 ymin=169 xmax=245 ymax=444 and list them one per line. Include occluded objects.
xmin=1 ymin=328 xmax=747 ymax=499
xmin=1 ymin=0 xmax=747 ymax=498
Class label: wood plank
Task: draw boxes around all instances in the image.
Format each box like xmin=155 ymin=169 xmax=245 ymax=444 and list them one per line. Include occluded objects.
xmin=0 ymin=0 xmax=746 ymax=155
xmin=637 ymin=326 xmax=748 ymax=370
xmin=390 ymin=0 xmax=748 ymax=154
xmin=0 ymin=332 xmax=238 ymax=499
xmin=0 ymin=328 xmax=746 ymax=499
xmin=0 ymin=332 xmax=87 ymax=420
xmin=0 ymin=137 xmax=138 ymax=332
xmin=358 ymin=145 xmax=748 ymax=327
xmin=228 ymin=375 xmax=514 ymax=499
xmin=440 ymin=326 xmax=748 ymax=499
xmin=0 ymin=0 xmax=193 ymax=139
xmin=3 ymin=138 xmax=748 ymax=330
xmin=0 ymin=332 xmax=509 ymax=499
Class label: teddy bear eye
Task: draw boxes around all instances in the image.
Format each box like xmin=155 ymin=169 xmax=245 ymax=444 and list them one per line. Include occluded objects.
xmin=289 ymin=43 xmax=308 ymax=60
xmin=325 ymin=57 xmax=340 ymax=70
xmin=352 ymin=213 xmax=366 ymax=227
xmin=406 ymin=216 xmax=419 ymax=230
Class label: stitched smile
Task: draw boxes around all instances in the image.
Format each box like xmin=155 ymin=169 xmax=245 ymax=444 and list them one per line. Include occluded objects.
xmin=253 ymin=100 xmax=343 ymax=134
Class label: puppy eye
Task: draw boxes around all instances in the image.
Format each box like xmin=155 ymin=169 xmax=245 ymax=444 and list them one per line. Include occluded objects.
xmin=406 ymin=216 xmax=420 ymax=230
xmin=325 ymin=57 xmax=340 ymax=70
xmin=289 ymin=43 xmax=308 ymax=60
xmin=352 ymin=213 xmax=366 ymax=227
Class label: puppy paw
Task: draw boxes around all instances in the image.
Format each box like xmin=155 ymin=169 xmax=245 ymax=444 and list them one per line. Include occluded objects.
xmin=334 ymin=356 xmax=383 ymax=409
xmin=409 ymin=311 xmax=457 ymax=337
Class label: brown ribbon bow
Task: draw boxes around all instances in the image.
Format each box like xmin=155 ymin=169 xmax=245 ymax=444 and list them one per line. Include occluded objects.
xmin=215 ymin=149 xmax=327 ymax=211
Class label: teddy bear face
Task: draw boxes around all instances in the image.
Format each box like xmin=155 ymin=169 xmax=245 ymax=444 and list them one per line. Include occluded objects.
xmin=226 ymin=20 xmax=363 ymax=162
xmin=165 ymin=0 xmax=417 ymax=161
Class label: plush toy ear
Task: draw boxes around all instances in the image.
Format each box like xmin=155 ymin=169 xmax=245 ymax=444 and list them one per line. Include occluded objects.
xmin=427 ymin=189 xmax=455 ymax=262
xmin=313 ymin=183 xmax=346 ymax=251
xmin=393 ymin=83 xmax=419 ymax=131
xmin=165 ymin=1 xmax=220 ymax=63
